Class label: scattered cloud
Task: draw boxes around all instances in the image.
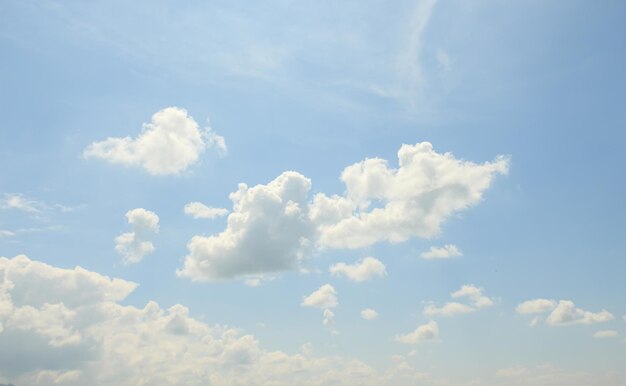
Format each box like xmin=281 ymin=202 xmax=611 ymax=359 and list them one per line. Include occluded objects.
xmin=0 ymin=194 xmax=42 ymax=213
xmin=179 ymin=142 xmax=508 ymax=281
xmin=361 ymin=308 xmax=379 ymax=320
xmin=395 ymin=320 xmax=439 ymax=344
xmin=302 ymin=284 xmax=338 ymax=309
xmin=546 ymin=301 xmax=614 ymax=326
xmin=184 ymin=202 xmax=229 ymax=219
xmin=329 ymin=257 xmax=386 ymax=282
xmin=420 ymin=244 xmax=462 ymax=259
xmin=178 ymin=172 xmax=315 ymax=281
xmin=114 ymin=208 xmax=159 ymax=265
xmin=424 ymin=284 xmax=494 ymax=317
xmin=84 ymin=107 xmax=226 ymax=175
xmin=516 ymin=299 xmax=557 ymax=314
xmin=0 ymin=231 xmax=15 ymax=238
xmin=0 ymin=255 xmax=434 ymax=386
xmin=517 ymin=299 xmax=614 ymax=327
xmin=315 ymin=142 xmax=509 ymax=249
xmin=593 ymin=330 xmax=619 ymax=339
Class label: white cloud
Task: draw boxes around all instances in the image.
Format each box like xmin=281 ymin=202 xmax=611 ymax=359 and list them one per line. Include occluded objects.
xmin=424 ymin=284 xmax=494 ymax=317
xmin=0 ymin=231 xmax=15 ymax=238
xmin=546 ymin=300 xmax=614 ymax=326
xmin=593 ymin=330 xmax=619 ymax=339
xmin=316 ymin=142 xmax=509 ymax=249
xmin=329 ymin=257 xmax=386 ymax=282
xmin=360 ymin=308 xmax=379 ymax=320
xmin=84 ymin=107 xmax=226 ymax=175
xmin=516 ymin=299 xmax=557 ymax=314
xmin=424 ymin=302 xmax=474 ymax=317
xmin=0 ymin=255 xmax=435 ymax=386
xmin=323 ymin=309 xmax=335 ymax=327
xmin=302 ymin=284 xmax=338 ymax=309
xmin=420 ymin=244 xmax=462 ymax=259
xmin=178 ymin=172 xmax=315 ymax=281
xmin=179 ymin=142 xmax=508 ymax=281
xmin=0 ymin=194 xmax=42 ymax=213
xmin=184 ymin=202 xmax=229 ymax=219
xmin=395 ymin=320 xmax=439 ymax=344
xmin=114 ymin=208 xmax=159 ymax=265
xmin=451 ymin=285 xmax=494 ymax=308
xmin=496 ymin=365 xmax=529 ymax=378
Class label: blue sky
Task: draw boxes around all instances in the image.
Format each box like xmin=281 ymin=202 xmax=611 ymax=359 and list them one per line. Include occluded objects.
xmin=1 ymin=1 xmax=625 ymax=385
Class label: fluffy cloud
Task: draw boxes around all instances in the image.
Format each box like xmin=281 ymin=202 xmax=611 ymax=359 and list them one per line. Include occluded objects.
xmin=84 ymin=107 xmax=226 ymax=175
xmin=178 ymin=172 xmax=315 ymax=281
xmin=546 ymin=301 xmax=614 ymax=326
xmin=115 ymin=208 xmax=159 ymax=264
xmin=395 ymin=320 xmax=439 ymax=344
xmin=420 ymin=244 xmax=462 ymax=259
xmin=329 ymin=257 xmax=386 ymax=282
xmin=315 ymin=142 xmax=509 ymax=249
xmin=516 ymin=299 xmax=557 ymax=314
xmin=184 ymin=202 xmax=229 ymax=219
xmin=360 ymin=308 xmax=379 ymax=320
xmin=517 ymin=299 xmax=614 ymax=327
xmin=424 ymin=284 xmax=494 ymax=317
xmin=2 ymin=255 xmax=441 ymax=386
xmin=301 ymin=284 xmax=338 ymax=309
xmin=179 ymin=142 xmax=508 ymax=281
xmin=593 ymin=330 xmax=619 ymax=339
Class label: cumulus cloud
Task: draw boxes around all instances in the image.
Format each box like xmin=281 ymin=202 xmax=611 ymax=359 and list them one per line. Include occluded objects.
xmin=424 ymin=284 xmax=494 ymax=317
xmin=179 ymin=142 xmax=508 ymax=281
xmin=84 ymin=107 xmax=226 ymax=175
xmin=315 ymin=142 xmax=509 ymax=249
xmin=329 ymin=257 xmax=386 ymax=282
xmin=516 ymin=299 xmax=557 ymax=314
xmin=517 ymin=299 xmax=614 ymax=327
xmin=420 ymin=244 xmax=462 ymax=259
xmin=360 ymin=308 xmax=378 ymax=320
xmin=114 ymin=208 xmax=159 ymax=265
xmin=0 ymin=255 xmax=436 ymax=386
xmin=395 ymin=321 xmax=439 ymax=344
xmin=546 ymin=300 xmax=614 ymax=326
xmin=178 ymin=172 xmax=315 ymax=281
xmin=593 ymin=330 xmax=619 ymax=339
xmin=302 ymin=284 xmax=338 ymax=309
xmin=184 ymin=202 xmax=229 ymax=219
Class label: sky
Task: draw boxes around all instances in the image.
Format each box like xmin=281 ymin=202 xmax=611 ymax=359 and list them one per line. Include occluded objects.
xmin=1 ymin=0 xmax=625 ymax=385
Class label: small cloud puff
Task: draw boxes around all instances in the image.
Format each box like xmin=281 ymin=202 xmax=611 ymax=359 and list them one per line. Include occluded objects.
xmin=395 ymin=321 xmax=439 ymax=344
xmin=420 ymin=244 xmax=462 ymax=259
xmin=184 ymin=202 xmax=229 ymax=219
xmin=84 ymin=107 xmax=226 ymax=175
xmin=115 ymin=208 xmax=159 ymax=265
xmin=329 ymin=257 xmax=386 ymax=282
xmin=360 ymin=308 xmax=379 ymax=320
xmin=516 ymin=298 xmax=613 ymax=327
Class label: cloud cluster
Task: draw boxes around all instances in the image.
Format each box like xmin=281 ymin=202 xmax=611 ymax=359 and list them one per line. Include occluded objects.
xmin=395 ymin=320 xmax=439 ymax=344
xmin=184 ymin=202 xmax=229 ymax=219
xmin=84 ymin=107 xmax=226 ymax=175
xmin=180 ymin=142 xmax=508 ymax=281
xmin=424 ymin=284 xmax=494 ymax=317
xmin=329 ymin=257 xmax=386 ymax=282
xmin=1 ymin=255 xmax=439 ymax=386
xmin=114 ymin=208 xmax=159 ymax=264
xmin=516 ymin=299 xmax=614 ymax=326
xmin=420 ymin=244 xmax=462 ymax=259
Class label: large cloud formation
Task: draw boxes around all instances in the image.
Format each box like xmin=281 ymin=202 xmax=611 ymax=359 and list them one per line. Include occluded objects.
xmin=0 ymin=255 xmax=436 ymax=386
xmin=180 ymin=142 xmax=508 ymax=281
xmin=84 ymin=107 xmax=226 ymax=175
